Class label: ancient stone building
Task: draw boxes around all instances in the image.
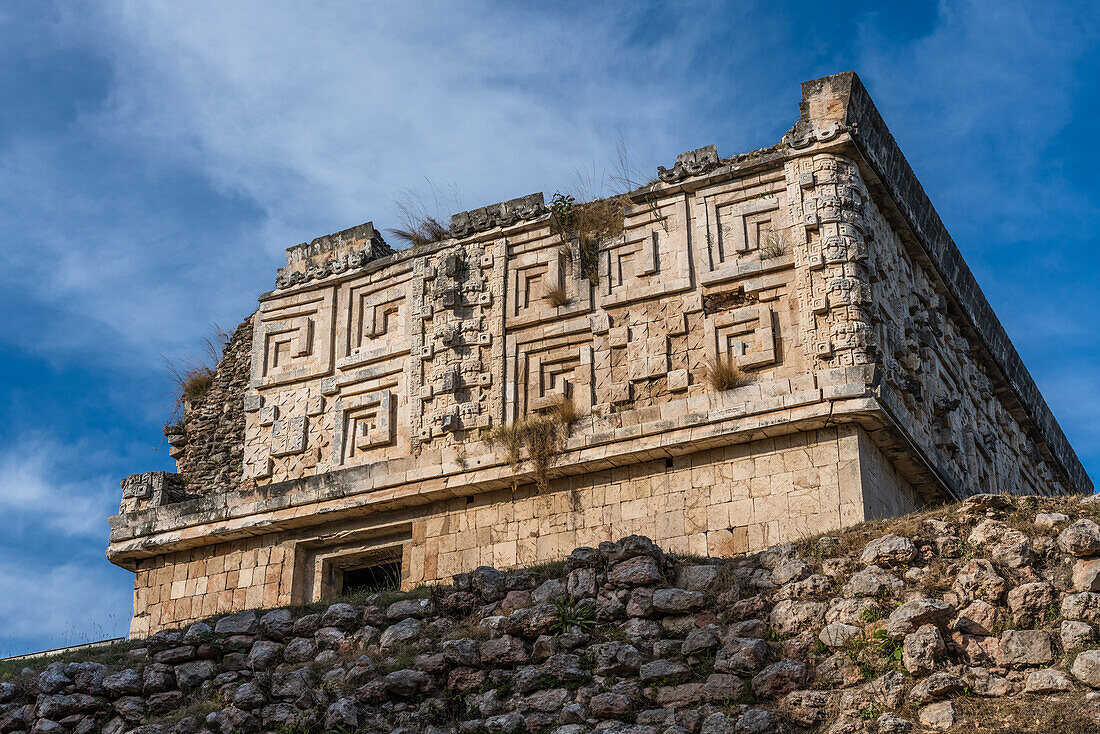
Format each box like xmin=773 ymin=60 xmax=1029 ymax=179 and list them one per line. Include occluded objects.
xmin=107 ymin=72 xmax=1091 ymax=637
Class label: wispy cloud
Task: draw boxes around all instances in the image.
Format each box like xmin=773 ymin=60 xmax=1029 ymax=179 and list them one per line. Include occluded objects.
xmin=0 ymin=434 xmax=119 ymax=539
xmin=0 ymin=560 xmax=131 ymax=652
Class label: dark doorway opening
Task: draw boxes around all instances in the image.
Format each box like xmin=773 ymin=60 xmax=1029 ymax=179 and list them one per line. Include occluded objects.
xmin=341 ymin=561 xmax=401 ymax=595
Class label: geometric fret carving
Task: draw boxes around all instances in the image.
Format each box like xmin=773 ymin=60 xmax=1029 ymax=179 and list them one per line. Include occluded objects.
xmin=251 ymin=288 xmax=335 ymax=388
xmin=524 ymin=346 xmax=593 ymax=414
xmin=336 ymin=279 xmax=409 ymax=370
xmin=704 ymin=305 xmax=778 ymax=369
xmin=598 ymin=198 xmax=693 ymax=307
xmin=697 ymin=188 xmax=793 ymax=286
xmin=332 ymin=389 xmax=396 ymax=466
xmin=506 ymin=242 xmax=591 ymax=328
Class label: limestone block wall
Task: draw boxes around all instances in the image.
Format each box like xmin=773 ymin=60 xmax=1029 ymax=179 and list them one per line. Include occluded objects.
xmin=129 ymin=536 xmax=295 ymax=638
xmin=855 ymin=426 xmax=924 ymax=521
xmin=127 ymin=425 xmax=920 ymax=636
xmin=404 ymin=426 xmax=919 ymax=587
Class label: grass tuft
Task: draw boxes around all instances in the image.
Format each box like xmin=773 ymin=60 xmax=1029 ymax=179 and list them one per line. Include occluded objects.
xmin=703 ymin=354 xmax=749 ymax=392
xmin=165 ymin=325 xmax=228 ymax=410
xmin=487 ymin=399 xmax=579 ymax=492
xmin=543 ymin=286 xmax=570 ymax=308
xmin=387 ymin=216 xmax=450 ymax=248
xmin=757 ymin=228 xmax=790 ymax=260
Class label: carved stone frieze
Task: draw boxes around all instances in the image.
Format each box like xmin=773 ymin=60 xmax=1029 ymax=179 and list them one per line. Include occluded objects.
xmin=274 ymin=222 xmax=393 ymax=290
xmin=657 ymin=145 xmax=722 ymax=183
xmin=450 ymin=193 xmax=549 ymax=238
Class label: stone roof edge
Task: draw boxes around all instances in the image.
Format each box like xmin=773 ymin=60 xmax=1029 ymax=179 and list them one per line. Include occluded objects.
xmin=798 ymin=71 xmax=1091 ymax=494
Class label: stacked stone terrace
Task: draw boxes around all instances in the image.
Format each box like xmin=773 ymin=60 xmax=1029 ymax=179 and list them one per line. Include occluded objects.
xmin=107 ymin=72 xmax=1091 ymax=637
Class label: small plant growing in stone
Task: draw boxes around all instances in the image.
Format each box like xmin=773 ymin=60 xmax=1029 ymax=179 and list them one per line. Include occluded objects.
xmin=164 ymin=324 xmax=229 ymax=430
xmin=552 ymin=397 xmax=578 ymax=426
xmin=488 ymin=399 xmax=578 ymax=492
xmin=859 ymin=606 xmax=883 ymax=623
xmin=872 ymin=630 xmax=904 ymax=665
xmin=388 ymin=216 xmax=449 ymax=248
xmin=387 ymin=187 xmax=456 ymax=249
xmin=551 ymin=596 xmax=597 ymax=635
xmin=758 ymin=229 xmax=788 ymax=260
xmin=703 ymin=354 xmax=749 ymax=392
xmin=549 ymin=189 xmax=626 ymax=285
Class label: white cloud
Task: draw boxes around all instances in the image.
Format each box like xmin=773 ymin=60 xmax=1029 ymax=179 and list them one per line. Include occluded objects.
xmin=0 ymin=435 xmax=119 ymax=539
xmin=79 ymin=2 xmax=699 ymax=234
xmin=3 ymin=3 xmax=740 ymax=368
xmin=0 ymin=559 xmax=131 ymax=651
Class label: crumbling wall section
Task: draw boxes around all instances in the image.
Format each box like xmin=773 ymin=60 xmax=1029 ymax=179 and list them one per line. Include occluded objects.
xmin=167 ymin=314 xmax=255 ymax=496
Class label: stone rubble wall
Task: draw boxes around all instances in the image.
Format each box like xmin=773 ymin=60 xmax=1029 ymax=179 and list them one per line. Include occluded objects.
xmin=168 ymin=316 xmax=255 ymax=498
xmin=18 ymin=493 xmax=1100 ymax=733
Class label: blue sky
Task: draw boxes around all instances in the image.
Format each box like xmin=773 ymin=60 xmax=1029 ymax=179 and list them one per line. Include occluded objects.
xmin=1 ymin=1 xmax=1096 ymax=656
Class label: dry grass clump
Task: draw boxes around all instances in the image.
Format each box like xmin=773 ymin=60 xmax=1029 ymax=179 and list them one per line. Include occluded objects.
xmin=166 ymin=325 xmax=228 ymax=410
xmin=550 ymin=192 xmax=627 ymax=283
xmin=543 ymin=286 xmax=570 ymax=308
xmin=488 ymin=399 xmax=579 ymax=492
xmin=178 ymin=369 xmax=215 ymax=402
xmin=757 ymin=228 xmax=790 ymax=260
xmin=950 ymin=692 xmax=1100 ymax=733
xmin=387 ymin=216 xmax=449 ymax=248
xmin=387 ymin=186 xmax=458 ymax=249
xmin=551 ymin=396 xmax=578 ymax=426
xmin=703 ymin=354 xmax=750 ymax=392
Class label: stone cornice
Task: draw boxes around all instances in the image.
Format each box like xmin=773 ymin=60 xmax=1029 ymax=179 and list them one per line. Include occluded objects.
xmin=107 ymin=367 xmax=891 ymax=566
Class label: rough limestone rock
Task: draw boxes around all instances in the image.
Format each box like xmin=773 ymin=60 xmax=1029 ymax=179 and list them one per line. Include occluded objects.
xmin=953 ymin=599 xmax=1002 ymax=636
xmin=903 ymin=624 xmax=944 ymax=676
xmin=608 ymin=555 xmax=662 ymax=587
xmin=1025 ymin=668 xmax=1073 ymax=693
xmin=1062 ymin=620 xmax=1095 ymax=651
xmin=1074 ymin=559 xmax=1100 ymax=592
xmin=751 ymin=659 xmax=808 ymax=698
xmin=954 ymin=559 xmax=1007 ymax=603
xmin=213 ymin=610 xmax=258 ymax=637
xmin=909 ymin=671 xmax=964 ymax=703
xmin=1059 ymin=519 xmax=1100 ymax=557
xmin=886 ymin=598 xmax=954 ymax=640
xmin=1006 ymin=582 xmax=1055 ymax=626
xmin=919 ymin=701 xmax=956 ymax=731
xmin=20 ymin=499 xmax=1100 ymax=734
xmin=379 ymin=618 xmax=421 ymax=651
xmin=997 ymin=629 xmax=1053 ymax=667
xmin=860 ymin=534 xmax=917 ymax=567
xmin=1036 ymin=512 xmax=1069 ymax=528
xmin=1073 ymin=649 xmax=1100 ymax=688
xmin=842 ymin=565 xmax=904 ymax=598
xmin=1062 ymin=592 xmax=1100 ymax=624
xmin=819 ymin=621 xmax=862 ymax=649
